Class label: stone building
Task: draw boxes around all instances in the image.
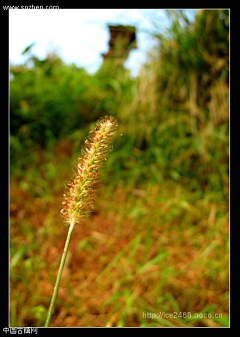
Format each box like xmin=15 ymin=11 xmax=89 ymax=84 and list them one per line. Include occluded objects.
xmin=101 ymin=25 xmax=137 ymax=66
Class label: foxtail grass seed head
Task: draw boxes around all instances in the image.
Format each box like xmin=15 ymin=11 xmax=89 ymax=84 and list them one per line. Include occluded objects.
xmin=60 ymin=116 xmax=118 ymax=227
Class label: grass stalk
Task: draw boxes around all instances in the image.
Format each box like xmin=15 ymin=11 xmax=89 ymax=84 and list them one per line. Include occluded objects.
xmin=44 ymin=116 xmax=118 ymax=327
xmin=45 ymin=220 xmax=75 ymax=327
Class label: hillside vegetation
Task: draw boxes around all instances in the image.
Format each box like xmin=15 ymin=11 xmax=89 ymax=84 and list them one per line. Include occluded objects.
xmin=10 ymin=9 xmax=229 ymax=327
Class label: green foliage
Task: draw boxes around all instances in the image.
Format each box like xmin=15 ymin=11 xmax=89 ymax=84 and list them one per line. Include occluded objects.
xmin=11 ymin=54 xmax=98 ymax=144
xmin=10 ymin=10 xmax=229 ymax=195
xmin=10 ymin=9 xmax=229 ymax=198
xmin=104 ymin=9 xmax=229 ymax=195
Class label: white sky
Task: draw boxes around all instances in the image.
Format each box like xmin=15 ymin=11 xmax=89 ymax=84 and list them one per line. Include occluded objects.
xmin=9 ymin=9 xmax=169 ymax=76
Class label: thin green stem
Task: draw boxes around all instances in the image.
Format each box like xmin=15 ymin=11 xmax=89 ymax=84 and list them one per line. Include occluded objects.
xmin=45 ymin=220 xmax=75 ymax=327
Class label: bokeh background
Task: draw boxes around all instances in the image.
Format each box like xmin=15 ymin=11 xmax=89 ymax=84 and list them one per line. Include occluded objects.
xmin=10 ymin=9 xmax=229 ymax=327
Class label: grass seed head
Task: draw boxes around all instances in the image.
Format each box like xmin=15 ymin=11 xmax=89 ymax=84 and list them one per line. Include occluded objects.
xmin=61 ymin=116 xmax=118 ymax=226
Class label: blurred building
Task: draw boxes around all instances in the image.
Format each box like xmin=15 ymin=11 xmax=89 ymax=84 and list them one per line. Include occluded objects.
xmin=101 ymin=25 xmax=137 ymax=66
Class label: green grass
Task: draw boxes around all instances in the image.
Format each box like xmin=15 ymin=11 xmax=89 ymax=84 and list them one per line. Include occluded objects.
xmin=10 ymin=150 xmax=229 ymax=326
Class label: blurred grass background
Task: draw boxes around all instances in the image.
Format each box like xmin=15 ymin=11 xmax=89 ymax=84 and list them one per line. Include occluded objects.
xmin=10 ymin=9 xmax=229 ymax=327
